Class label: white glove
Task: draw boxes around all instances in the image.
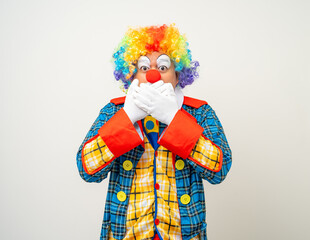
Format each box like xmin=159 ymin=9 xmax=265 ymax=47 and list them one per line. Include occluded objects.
xmin=133 ymin=80 xmax=179 ymax=125
xmin=123 ymin=79 xmax=148 ymax=124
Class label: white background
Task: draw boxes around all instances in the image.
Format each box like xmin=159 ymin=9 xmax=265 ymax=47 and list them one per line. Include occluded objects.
xmin=1 ymin=0 xmax=309 ymax=239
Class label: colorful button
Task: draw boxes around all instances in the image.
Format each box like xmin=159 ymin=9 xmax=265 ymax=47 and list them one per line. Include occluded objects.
xmin=155 ymin=183 xmax=160 ymax=190
xmin=117 ymin=191 xmax=127 ymax=202
xmin=175 ymin=160 xmax=185 ymax=170
xmin=154 ymin=219 xmax=160 ymax=225
xmin=146 ymin=120 xmax=155 ymax=130
xmin=144 ymin=116 xmax=159 ymax=134
xmin=123 ymin=160 xmax=133 ymax=171
xmin=180 ymin=194 xmax=191 ymax=205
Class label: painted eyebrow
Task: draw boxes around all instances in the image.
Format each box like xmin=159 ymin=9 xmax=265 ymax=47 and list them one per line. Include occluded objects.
xmin=157 ymin=54 xmax=171 ymax=65
xmin=137 ymin=56 xmax=151 ymax=68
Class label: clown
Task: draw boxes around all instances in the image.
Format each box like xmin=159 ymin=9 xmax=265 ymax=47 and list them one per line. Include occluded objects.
xmin=77 ymin=24 xmax=232 ymax=240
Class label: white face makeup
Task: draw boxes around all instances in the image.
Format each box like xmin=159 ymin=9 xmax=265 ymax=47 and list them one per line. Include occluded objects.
xmin=137 ymin=54 xmax=171 ymax=73
xmin=137 ymin=56 xmax=150 ymax=72
xmin=134 ymin=52 xmax=178 ymax=88
xmin=157 ymin=54 xmax=171 ymax=72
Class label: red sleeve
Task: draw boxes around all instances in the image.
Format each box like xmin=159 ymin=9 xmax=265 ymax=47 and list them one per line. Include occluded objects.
xmin=98 ymin=108 xmax=143 ymax=157
xmin=158 ymin=109 xmax=203 ymax=159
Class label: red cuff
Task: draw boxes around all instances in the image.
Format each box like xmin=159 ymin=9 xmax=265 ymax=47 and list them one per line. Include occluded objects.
xmin=98 ymin=108 xmax=143 ymax=157
xmin=158 ymin=109 xmax=203 ymax=159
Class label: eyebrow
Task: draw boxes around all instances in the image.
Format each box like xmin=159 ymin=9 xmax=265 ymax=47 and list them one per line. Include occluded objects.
xmin=138 ymin=56 xmax=151 ymax=65
xmin=157 ymin=54 xmax=171 ymax=63
xmin=157 ymin=54 xmax=170 ymax=59
xmin=157 ymin=54 xmax=168 ymax=59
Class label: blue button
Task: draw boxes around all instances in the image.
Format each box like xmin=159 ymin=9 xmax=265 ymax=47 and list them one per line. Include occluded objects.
xmin=146 ymin=120 xmax=155 ymax=130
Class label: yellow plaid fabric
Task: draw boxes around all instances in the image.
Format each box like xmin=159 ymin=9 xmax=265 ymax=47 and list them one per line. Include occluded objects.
xmin=108 ymin=117 xmax=200 ymax=240
xmin=82 ymin=135 xmax=114 ymax=174
xmin=155 ymin=145 xmax=185 ymax=239
xmin=110 ymin=139 xmax=156 ymax=239
xmin=82 ymin=121 xmax=204 ymax=239
xmin=190 ymin=135 xmax=222 ymax=172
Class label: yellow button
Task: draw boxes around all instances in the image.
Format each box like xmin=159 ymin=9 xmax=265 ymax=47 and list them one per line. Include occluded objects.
xmin=117 ymin=191 xmax=127 ymax=202
xmin=180 ymin=194 xmax=191 ymax=205
xmin=123 ymin=160 xmax=133 ymax=171
xmin=175 ymin=160 xmax=184 ymax=170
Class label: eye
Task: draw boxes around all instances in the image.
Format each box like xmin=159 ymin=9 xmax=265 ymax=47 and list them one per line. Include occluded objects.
xmin=140 ymin=65 xmax=150 ymax=71
xmin=157 ymin=55 xmax=171 ymax=72
xmin=137 ymin=56 xmax=150 ymax=72
xmin=158 ymin=65 xmax=168 ymax=71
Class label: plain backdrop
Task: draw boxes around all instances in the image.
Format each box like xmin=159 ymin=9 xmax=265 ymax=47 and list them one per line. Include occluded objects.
xmin=1 ymin=0 xmax=309 ymax=239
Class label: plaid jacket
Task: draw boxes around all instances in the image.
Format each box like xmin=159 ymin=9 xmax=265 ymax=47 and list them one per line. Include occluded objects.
xmin=77 ymin=96 xmax=232 ymax=240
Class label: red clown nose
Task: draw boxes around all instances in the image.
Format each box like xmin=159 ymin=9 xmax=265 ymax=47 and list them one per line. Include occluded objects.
xmin=146 ymin=69 xmax=161 ymax=83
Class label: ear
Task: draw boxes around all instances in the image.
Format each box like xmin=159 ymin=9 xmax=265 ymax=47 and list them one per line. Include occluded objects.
xmin=176 ymin=71 xmax=179 ymax=84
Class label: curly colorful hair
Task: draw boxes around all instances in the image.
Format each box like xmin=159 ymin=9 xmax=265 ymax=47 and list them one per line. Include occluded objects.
xmin=112 ymin=24 xmax=199 ymax=90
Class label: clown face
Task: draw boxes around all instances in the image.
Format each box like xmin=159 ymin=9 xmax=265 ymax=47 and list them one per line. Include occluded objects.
xmin=134 ymin=51 xmax=179 ymax=88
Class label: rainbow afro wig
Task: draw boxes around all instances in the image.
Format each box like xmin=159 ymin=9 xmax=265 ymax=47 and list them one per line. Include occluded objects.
xmin=112 ymin=24 xmax=200 ymax=90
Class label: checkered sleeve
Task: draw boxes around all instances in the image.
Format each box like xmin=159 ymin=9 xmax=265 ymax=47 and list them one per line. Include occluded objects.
xmin=188 ymin=135 xmax=222 ymax=172
xmin=77 ymin=103 xmax=144 ymax=183
xmin=158 ymin=104 xmax=232 ymax=184
xmin=81 ymin=135 xmax=115 ymax=175
xmin=187 ymin=104 xmax=232 ymax=184
xmin=76 ymin=103 xmax=119 ymax=183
